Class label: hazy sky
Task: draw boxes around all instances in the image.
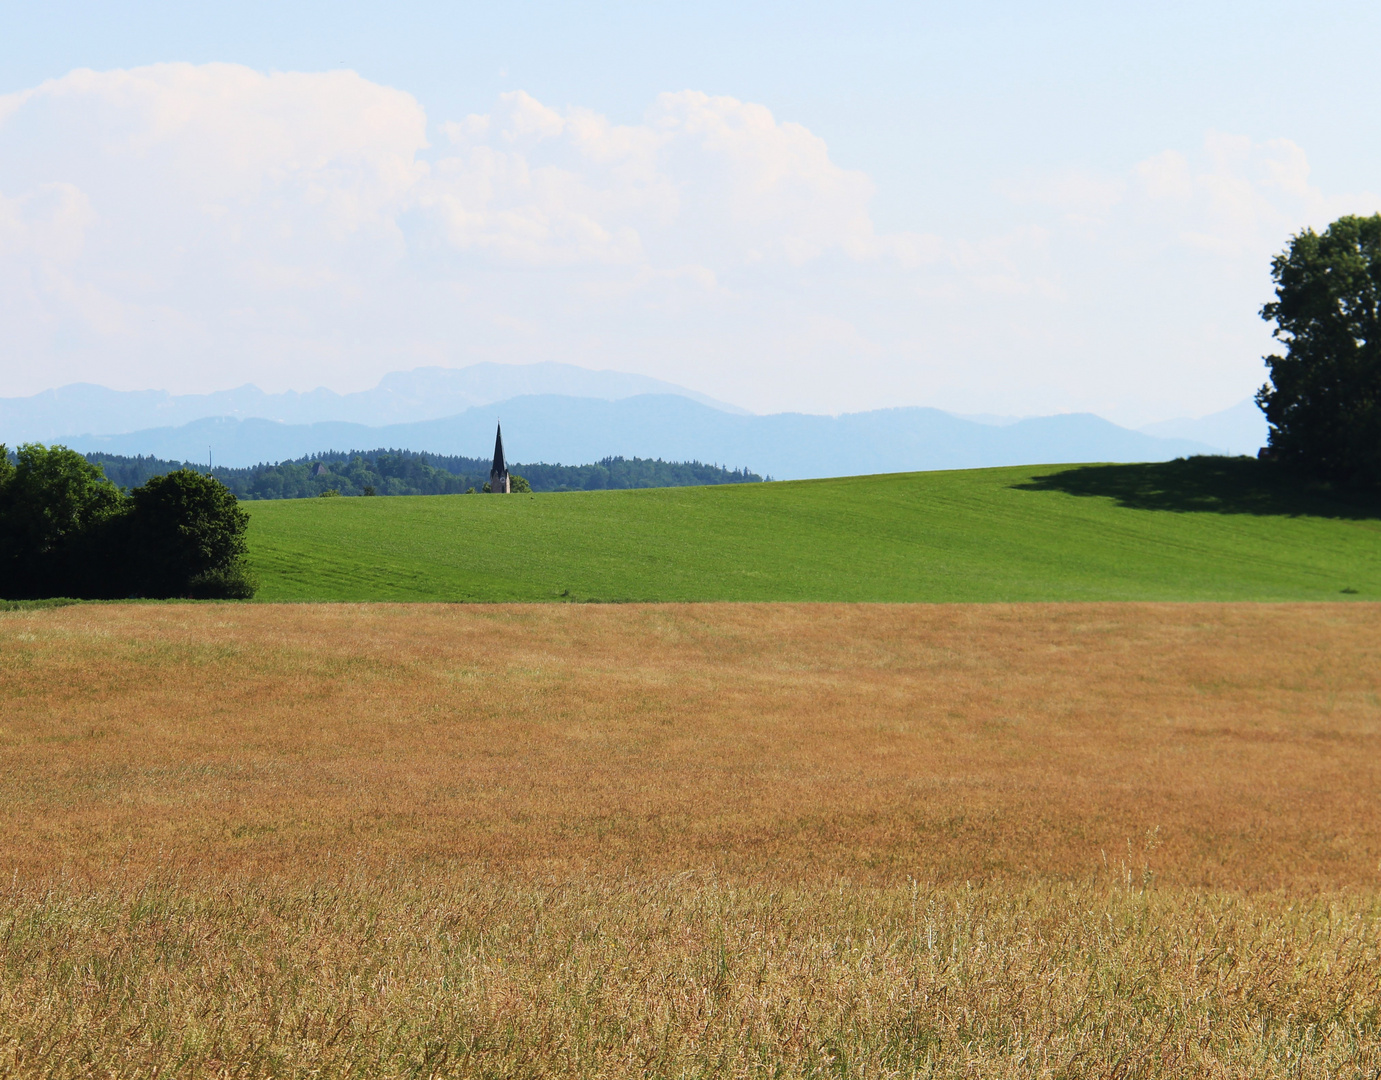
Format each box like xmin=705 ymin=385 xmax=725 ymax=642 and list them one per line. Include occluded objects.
xmin=2 ymin=1 xmax=1380 ymax=422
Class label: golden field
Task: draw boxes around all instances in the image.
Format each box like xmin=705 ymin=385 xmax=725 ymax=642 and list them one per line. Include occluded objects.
xmin=2 ymin=602 xmax=1380 ymax=1077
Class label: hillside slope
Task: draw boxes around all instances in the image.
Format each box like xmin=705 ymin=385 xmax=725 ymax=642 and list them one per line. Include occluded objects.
xmin=246 ymin=459 xmax=1381 ymax=602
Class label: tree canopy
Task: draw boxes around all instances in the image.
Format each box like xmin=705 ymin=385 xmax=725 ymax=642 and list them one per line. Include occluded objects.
xmin=0 ymin=444 xmax=127 ymax=598
xmin=128 ymin=470 xmax=254 ymax=598
xmin=1258 ymin=214 xmax=1381 ymax=486
xmin=0 ymin=445 xmax=254 ymax=600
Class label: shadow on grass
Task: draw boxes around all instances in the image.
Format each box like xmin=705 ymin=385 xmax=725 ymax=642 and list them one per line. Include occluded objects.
xmin=1015 ymin=457 xmax=1381 ymax=520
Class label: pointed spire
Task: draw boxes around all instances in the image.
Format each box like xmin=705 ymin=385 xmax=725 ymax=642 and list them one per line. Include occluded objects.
xmin=491 ymin=422 xmax=507 ymax=476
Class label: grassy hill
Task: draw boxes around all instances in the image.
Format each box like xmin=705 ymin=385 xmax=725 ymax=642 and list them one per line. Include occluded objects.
xmin=245 ymin=457 xmax=1381 ymax=602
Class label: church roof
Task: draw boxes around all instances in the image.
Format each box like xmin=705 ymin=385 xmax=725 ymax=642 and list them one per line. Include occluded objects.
xmin=491 ymin=423 xmax=507 ymax=476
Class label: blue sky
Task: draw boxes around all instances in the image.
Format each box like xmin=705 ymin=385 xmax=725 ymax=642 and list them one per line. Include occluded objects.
xmin=3 ymin=1 xmax=1380 ymax=422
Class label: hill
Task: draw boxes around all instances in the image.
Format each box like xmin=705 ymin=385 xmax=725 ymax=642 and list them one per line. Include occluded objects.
xmin=67 ymin=393 xmax=1217 ymax=477
xmin=246 ymin=457 xmax=1381 ymax=602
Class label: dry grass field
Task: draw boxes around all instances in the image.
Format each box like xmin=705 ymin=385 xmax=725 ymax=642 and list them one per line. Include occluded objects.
xmin=2 ymin=602 xmax=1381 ymax=1077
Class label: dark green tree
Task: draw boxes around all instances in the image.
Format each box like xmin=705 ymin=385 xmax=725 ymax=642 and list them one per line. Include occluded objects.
xmin=1258 ymin=214 xmax=1381 ymax=485
xmin=0 ymin=443 xmax=128 ymax=598
xmin=128 ymin=470 xmax=254 ymax=598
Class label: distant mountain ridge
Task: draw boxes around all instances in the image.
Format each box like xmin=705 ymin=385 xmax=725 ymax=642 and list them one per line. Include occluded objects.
xmin=0 ymin=362 xmax=748 ymax=442
xmin=61 ymin=394 xmax=1219 ymax=480
xmin=1137 ymin=398 xmax=1267 ymax=457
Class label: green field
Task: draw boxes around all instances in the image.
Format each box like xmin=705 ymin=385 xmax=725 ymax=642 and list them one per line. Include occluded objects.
xmin=246 ymin=457 xmax=1381 ymax=602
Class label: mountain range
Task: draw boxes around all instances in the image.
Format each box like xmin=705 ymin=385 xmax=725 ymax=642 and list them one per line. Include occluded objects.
xmin=0 ymin=363 xmax=747 ymax=444
xmin=1137 ymin=398 xmax=1267 ymax=457
xmin=55 ymin=394 xmax=1212 ymax=480
xmin=1 ymin=363 xmax=1261 ymax=480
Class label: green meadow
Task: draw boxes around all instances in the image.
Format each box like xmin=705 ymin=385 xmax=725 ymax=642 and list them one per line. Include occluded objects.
xmin=246 ymin=457 xmax=1381 ymax=602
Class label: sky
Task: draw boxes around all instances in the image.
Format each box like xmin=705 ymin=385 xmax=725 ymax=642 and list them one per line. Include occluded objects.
xmin=2 ymin=1 xmax=1380 ymax=424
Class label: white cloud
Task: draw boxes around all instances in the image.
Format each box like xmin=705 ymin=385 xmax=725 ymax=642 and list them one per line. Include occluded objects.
xmin=1026 ymin=133 xmax=1378 ymax=259
xmin=0 ymin=66 xmax=930 ymax=406
xmin=422 ymin=89 xmax=893 ymax=270
xmin=0 ymin=181 xmax=93 ymax=251
xmin=965 ymin=134 xmax=1381 ymax=421
xmin=1 ymin=63 xmax=1379 ymax=423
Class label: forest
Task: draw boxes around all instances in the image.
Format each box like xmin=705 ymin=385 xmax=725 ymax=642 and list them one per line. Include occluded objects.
xmin=85 ymin=450 xmax=765 ymax=499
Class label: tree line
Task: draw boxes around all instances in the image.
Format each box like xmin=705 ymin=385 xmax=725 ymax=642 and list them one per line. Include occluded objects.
xmin=86 ymin=450 xmax=764 ymax=499
xmin=0 ymin=444 xmax=254 ymax=600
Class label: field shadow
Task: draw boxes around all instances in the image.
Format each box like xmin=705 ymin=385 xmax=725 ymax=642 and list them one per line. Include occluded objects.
xmin=1015 ymin=457 xmax=1381 ymax=520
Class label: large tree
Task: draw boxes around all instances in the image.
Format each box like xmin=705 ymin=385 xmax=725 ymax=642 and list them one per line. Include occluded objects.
xmin=0 ymin=450 xmax=254 ymax=599
xmin=128 ymin=469 xmax=254 ymax=598
xmin=0 ymin=443 xmax=129 ymax=598
xmin=1258 ymin=214 xmax=1381 ymax=485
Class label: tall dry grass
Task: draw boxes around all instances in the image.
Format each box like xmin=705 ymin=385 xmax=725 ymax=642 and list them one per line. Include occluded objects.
xmin=2 ymin=602 xmax=1380 ymax=1076
xmin=5 ymin=875 xmax=1379 ymax=1077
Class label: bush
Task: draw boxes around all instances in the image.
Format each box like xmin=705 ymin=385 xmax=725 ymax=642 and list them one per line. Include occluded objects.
xmin=186 ymin=565 xmax=259 ymax=600
xmin=128 ymin=470 xmax=253 ymax=598
xmin=510 ymin=474 xmax=532 ymax=493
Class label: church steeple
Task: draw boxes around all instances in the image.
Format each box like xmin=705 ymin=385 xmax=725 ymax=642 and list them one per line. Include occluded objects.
xmin=489 ymin=423 xmax=511 ymax=493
